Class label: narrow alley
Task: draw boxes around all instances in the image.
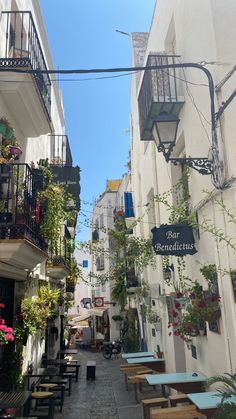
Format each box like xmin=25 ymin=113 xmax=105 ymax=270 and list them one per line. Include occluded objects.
xmin=55 ymin=350 xmax=143 ymax=419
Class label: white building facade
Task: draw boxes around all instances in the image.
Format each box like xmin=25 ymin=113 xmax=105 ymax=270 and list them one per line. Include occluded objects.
xmin=0 ymin=0 xmax=80 ymax=386
xmin=130 ymin=0 xmax=236 ymax=377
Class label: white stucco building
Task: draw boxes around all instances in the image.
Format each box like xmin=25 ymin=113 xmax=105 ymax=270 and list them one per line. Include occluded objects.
xmin=130 ymin=0 xmax=236 ymax=377
xmin=0 ymin=0 xmax=80 ymax=384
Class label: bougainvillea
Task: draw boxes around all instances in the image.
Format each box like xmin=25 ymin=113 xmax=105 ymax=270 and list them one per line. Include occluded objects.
xmin=0 ymin=303 xmax=14 ymax=345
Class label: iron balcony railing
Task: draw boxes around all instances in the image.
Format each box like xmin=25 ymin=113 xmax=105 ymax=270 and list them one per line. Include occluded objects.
xmin=0 ymin=11 xmax=51 ymax=122
xmin=49 ymin=135 xmax=73 ymax=166
xmin=138 ymin=54 xmax=185 ymax=140
xmin=0 ymin=163 xmax=46 ymax=250
xmin=47 ymin=236 xmax=71 ymax=270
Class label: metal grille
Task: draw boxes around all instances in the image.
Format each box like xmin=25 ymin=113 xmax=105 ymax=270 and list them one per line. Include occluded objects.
xmin=0 ymin=163 xmax=46 ymax=251
xmin=138 ymin=54 xmax=184 ymax=140
xmin=0 ymin=11 xmax=51 ymax=122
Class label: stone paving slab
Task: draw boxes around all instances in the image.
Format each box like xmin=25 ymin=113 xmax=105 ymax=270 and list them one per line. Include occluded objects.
xmin=53 ymin=349 xmax=145 ymax=419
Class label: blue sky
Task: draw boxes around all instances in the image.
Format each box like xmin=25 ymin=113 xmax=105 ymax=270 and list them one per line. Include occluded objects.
xmin=39 ymin=0 xmax=156 ymax=240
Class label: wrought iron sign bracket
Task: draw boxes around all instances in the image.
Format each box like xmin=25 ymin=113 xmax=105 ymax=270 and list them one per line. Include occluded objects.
xmin=168 ymin=157 xmax=212 ymax=175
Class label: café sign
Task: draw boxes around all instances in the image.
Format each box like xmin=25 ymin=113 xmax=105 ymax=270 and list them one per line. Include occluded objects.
xmin=151 ymin=223 xmax=197 ymax=256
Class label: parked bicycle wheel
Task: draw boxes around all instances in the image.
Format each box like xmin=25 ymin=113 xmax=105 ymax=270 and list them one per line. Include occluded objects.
xmin=102 ymin=344 xmax=112 ymax=359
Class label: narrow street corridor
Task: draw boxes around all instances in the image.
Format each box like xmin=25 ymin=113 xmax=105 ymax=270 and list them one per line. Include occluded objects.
xmin=55 ymin=350 xmax=143 ymax=419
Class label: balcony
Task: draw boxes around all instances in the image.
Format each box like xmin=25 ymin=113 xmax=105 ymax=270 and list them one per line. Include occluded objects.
xmin=46 ymin=235 xmax=71 ymax=280
xmin=138 ymin=54 xmax=185 ymax=141
xmin=0 ymin=163 xmax=47 ymax=280
xmin=0 ymin=11 xmax=52 ymax=137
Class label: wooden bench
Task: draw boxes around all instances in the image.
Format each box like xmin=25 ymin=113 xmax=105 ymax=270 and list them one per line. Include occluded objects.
xmin=169 ymin=393 xmax=191 ymax=407
xmin=128 ymin=374 xmax=148 ymax=402
xmin=141 ymin=397 xmax=169 ymax=419
xmin=150 ymin=404 xmax=204 ymax=419
xmin=120 ymin=366 xmax=153 ymax=390
xmin=86 ymin=361 xmax=96 ymax=380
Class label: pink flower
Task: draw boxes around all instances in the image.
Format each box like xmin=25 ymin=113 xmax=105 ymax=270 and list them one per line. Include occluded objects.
xmin=0 ymin=303 xmax=5 ymax=309
xmin=5 ymin=327 xmax=13 ymax=333
xmin=5 ymin=333 xmax=14 ymax=341
xmin=0 ymin=324 xmax=7 ymax=331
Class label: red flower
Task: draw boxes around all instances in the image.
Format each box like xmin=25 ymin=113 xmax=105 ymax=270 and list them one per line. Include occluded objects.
xmin=175 ymin=302 xmax=181 ymax=309
xmin=172 ymin=311 xmax=179 ymax=318
xmin=0 ymin=303 xmax=5 ymax=309
xmin=197 ymin=301 xmax=206 ymax=308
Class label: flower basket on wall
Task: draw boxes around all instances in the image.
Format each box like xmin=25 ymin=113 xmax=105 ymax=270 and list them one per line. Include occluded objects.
xmin=203 ymin=308 xmax=221 ymax=322
xmin=174 ymin=296 xmax=189 ymax=310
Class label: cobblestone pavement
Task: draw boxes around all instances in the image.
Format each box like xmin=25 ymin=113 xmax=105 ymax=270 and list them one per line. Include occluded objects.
xmin=54 ymin=349 xmax=144 ymax=419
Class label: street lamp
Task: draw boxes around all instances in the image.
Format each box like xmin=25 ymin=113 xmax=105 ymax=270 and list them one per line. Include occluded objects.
xmin=152 ymin=112 xmax=213 ymax=175
xmin=152 ymin=113 xmax=180 ymax=161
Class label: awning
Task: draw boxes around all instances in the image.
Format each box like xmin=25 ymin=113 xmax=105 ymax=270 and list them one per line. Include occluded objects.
xmin=71 ymin=313 xmax=91 ymax=323
xmin=88 ymin=308 xmax=108 ymax=317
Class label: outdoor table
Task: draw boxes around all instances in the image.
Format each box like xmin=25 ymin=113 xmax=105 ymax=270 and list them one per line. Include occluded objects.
xmin=188 ymin=391 xmax=236 ymax=418
xmin=122 ymin=351 xmax=155 ymax=359
xmin=146 ymin=372 xmax=207 ymax=396
xmin=45 ymin=359 xmax=80 ymax=381
xmin=57 ymin=349 xmax=78 ymax=358
xmin=126 ymin=357 xmax=165 ymax=372
xmin=0 ymin=391 xmax=31 ymax=416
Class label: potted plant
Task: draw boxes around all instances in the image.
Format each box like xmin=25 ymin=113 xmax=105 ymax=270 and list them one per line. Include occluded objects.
xmin=200 ymin=263 xmax=219 ymax=295
xmin=0 ymin=117 xmax=14 ymax=141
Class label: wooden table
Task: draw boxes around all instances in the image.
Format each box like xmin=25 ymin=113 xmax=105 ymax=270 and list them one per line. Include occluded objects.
xmin=126 ymin=357 xmax=165 ymax=372
xmin=146 ymin=372 xmax=207 ymax=396
xmin=45 ymin=359 xmax=80 ymax=381
xmin=122 ymin=351 xmax=155 ymax=359
xmin=188 ymin=391 xmax=236 ymax=418
xmin=57 ymin=349 xmax=78 ymax=359
xmin=0 ymin=391 xmax=31 ymax=416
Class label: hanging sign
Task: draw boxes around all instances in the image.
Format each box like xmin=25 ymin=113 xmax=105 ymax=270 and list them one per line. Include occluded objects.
xmin=151 ymin=223 xmax=197 ymax=256
xmin=94 ymin=297 xmax=104 ymax=307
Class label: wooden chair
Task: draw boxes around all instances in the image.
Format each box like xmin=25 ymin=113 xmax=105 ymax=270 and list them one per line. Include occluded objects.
xmin=40 ymin=377 xmax=71 ymax=396
xmin=30 ymin=391 xmax=55 ymax=419
xmin=36 ymin=383 xmax=65 ymax=412
xmin=169 ymin=393 xmax=191 ymax=407
xmin=150 ymin=404 xmax=204 ymax=419
xmin=141 ymin=397 xmax=169 ymax=419
xmin=120 ymin=366 xmax=153 ymax=390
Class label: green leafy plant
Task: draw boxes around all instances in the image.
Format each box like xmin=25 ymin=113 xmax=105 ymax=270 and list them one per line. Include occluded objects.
xmin=38 ymin=183 xmax=66 ymax=242
xmin=122 ymin=308 xmax=140 ymax=352
xmin=112 ymin=315 xmax=123 ymax=322
xmin=206 ymin=373 xmax=236 ymax=418
xmin=169 ymin=284 xmax=220 ymax=340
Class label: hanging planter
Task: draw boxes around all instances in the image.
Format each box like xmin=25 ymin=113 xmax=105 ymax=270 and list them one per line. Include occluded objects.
xmin=175 ymin=296 xmax=189 ymax=310
xmin=203 ymin=308 xmax=221 ymax=322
